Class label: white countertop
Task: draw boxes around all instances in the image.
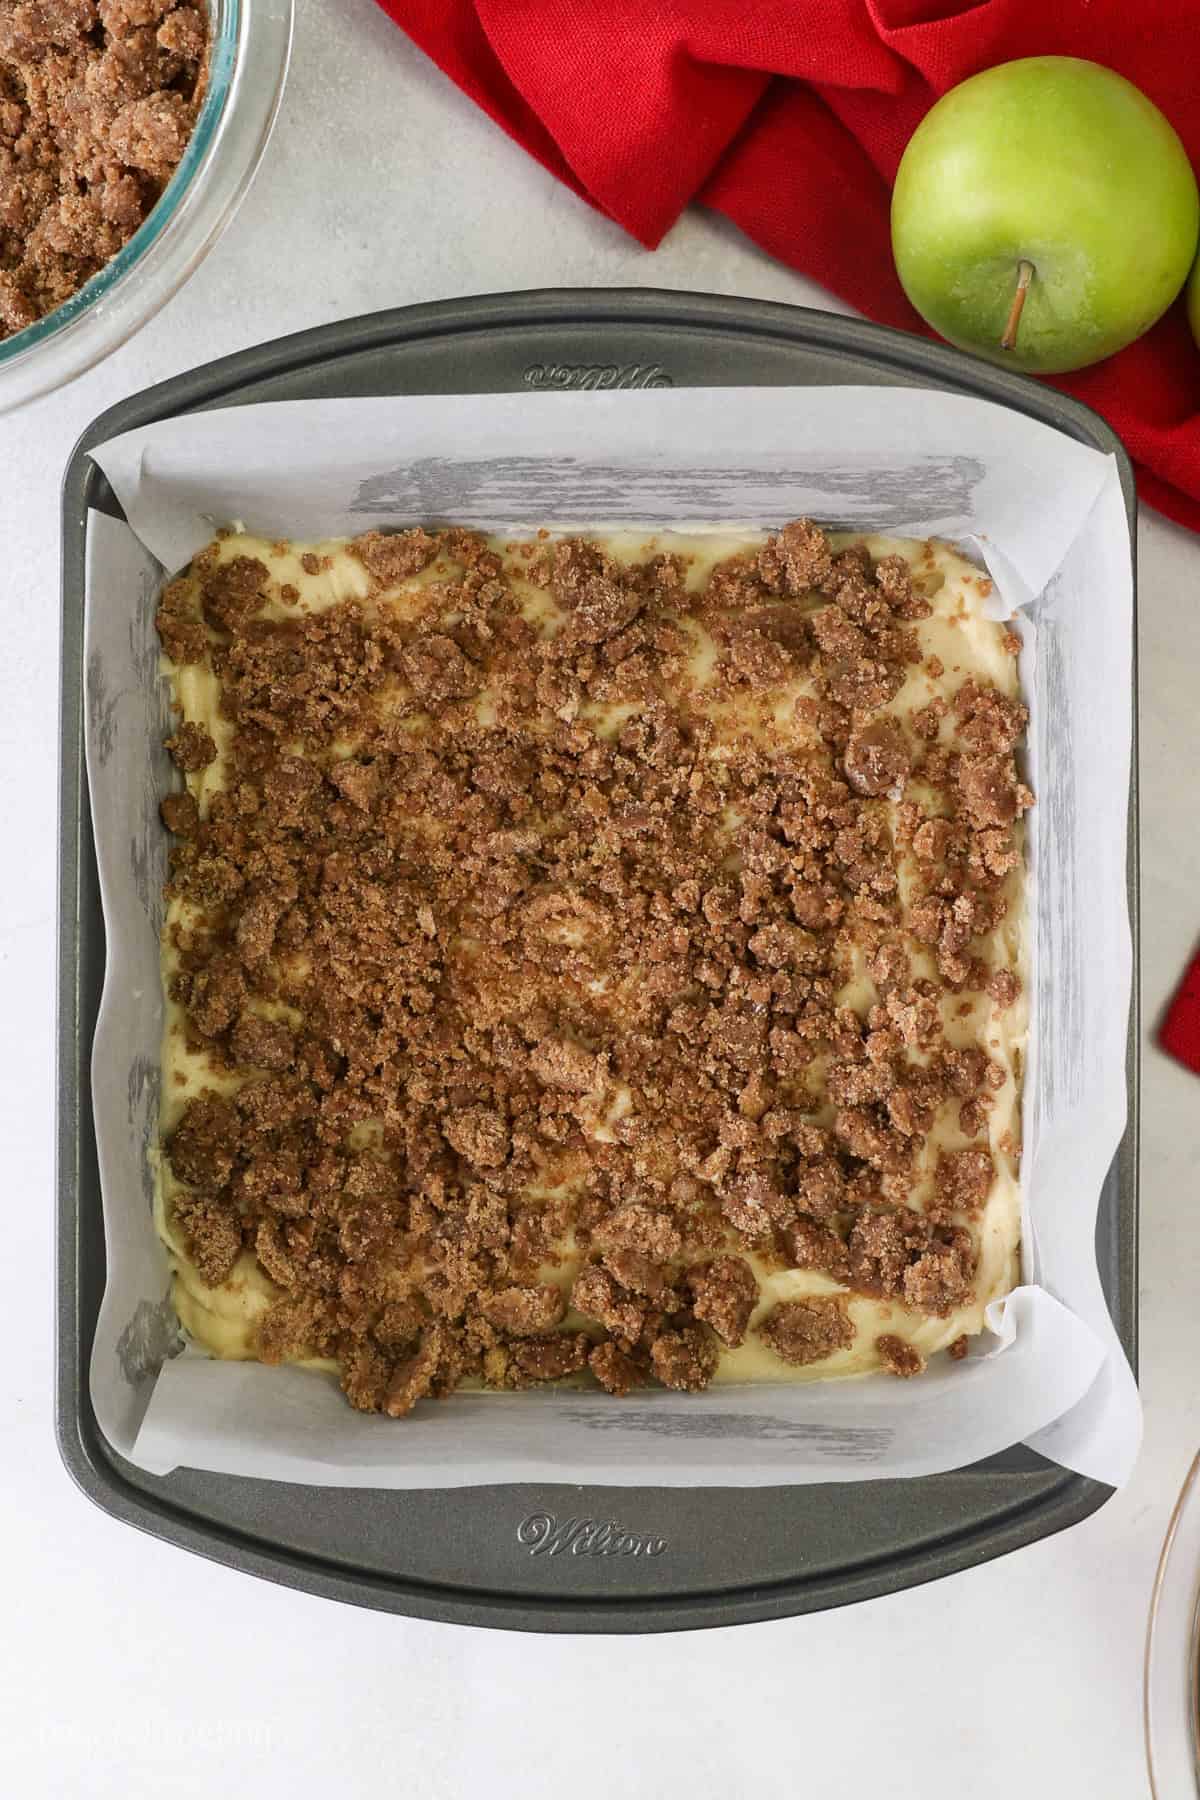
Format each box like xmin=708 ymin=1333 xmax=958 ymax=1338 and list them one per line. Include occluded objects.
xmin=4 ymin=6 xmax=1198 ymax=1794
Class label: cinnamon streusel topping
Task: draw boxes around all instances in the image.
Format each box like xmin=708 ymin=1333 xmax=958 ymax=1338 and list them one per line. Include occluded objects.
xmin=0 ymin=0 xmax=209 ymax=337
xmin=155 ymin=520 xmax=1029 ymax=1415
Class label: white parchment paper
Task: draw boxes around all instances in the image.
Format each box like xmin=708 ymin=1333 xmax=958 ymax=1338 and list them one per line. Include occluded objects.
xmin=82 ymin=387 xmax=1140 ymax=1489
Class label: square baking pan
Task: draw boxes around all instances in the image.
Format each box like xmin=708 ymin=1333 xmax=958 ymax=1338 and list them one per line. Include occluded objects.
xmin=57 ymin=288 xmax=1139 ymax=1634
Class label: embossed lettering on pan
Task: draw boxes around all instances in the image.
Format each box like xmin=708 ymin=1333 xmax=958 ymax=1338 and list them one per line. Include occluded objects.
xmin=518 ymin=1512 xmax=668 ymax=1557
xmin=523 ymin=362 xmax=673 ymax=390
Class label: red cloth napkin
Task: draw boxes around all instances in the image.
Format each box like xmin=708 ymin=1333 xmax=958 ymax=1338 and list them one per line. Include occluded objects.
xmin=1161 ymin=948 xmax=1200 ymax=1074
xmin=379 ymin=0 xmax=1200 ymax=532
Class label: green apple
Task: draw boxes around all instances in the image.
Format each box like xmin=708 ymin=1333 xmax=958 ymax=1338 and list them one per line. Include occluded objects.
xmin=891 ymin=57 xmax=1200 ymax=374
xmin=1189 ymin=252 xmax=1200 ymax=349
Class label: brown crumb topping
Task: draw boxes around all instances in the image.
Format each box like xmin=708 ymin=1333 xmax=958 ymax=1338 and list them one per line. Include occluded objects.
xmin=686 ymin=1257 xmax=757 ymax=1347
xmin=160 ymin=790 xmax=198 ymax=836
xmin=650 ymin=1325 xmax=719 ymax=1392
xmin=0 ymin=0 xmax=209 ymax=339
xmin=157 ymin=521 xmax=1027 ymax=1415
xmin=589 ymin=1339 xmax=642 ymax=1396
xmin=876 ymin=1333 xmax=925 ymax=1378
xmin=164 ymin=721 xmax=215 ymax=771
xmin=759 ymin=1296 xmax=854 ymax=1366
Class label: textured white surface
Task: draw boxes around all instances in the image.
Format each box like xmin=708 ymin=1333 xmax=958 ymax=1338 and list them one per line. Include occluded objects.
xmin=2 ymin=5 xmax=1198 ymax=1795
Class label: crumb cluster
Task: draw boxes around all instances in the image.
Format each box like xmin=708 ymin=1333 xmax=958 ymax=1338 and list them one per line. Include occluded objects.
xmin=0 ymin=0 xmax=209 ymax=337
xmin=157 ymin=519 xmax=1030 ymax=1416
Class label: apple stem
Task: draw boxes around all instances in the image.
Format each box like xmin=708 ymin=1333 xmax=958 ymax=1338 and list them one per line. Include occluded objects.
xmin=1000 ymin=260 xmax=1035 ymax=352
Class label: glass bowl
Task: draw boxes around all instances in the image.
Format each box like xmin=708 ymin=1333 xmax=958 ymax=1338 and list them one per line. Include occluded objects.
xmin=0 ymin=0 xmax=293 ymax=413
xmin=1145 ymin=1450 xmax=1200 ymax=1796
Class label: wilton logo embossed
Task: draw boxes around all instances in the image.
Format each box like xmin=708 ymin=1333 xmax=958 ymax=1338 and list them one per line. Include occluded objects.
xmin=517 ymin=1512 xmax=668 ymax=1558
xmin=522 ymin=363 xmax=673 ymax=392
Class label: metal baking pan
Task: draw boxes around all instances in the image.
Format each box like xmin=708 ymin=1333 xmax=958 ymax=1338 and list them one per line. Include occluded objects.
xmin=57 ymin=288 xmax=1139 ymax=1633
